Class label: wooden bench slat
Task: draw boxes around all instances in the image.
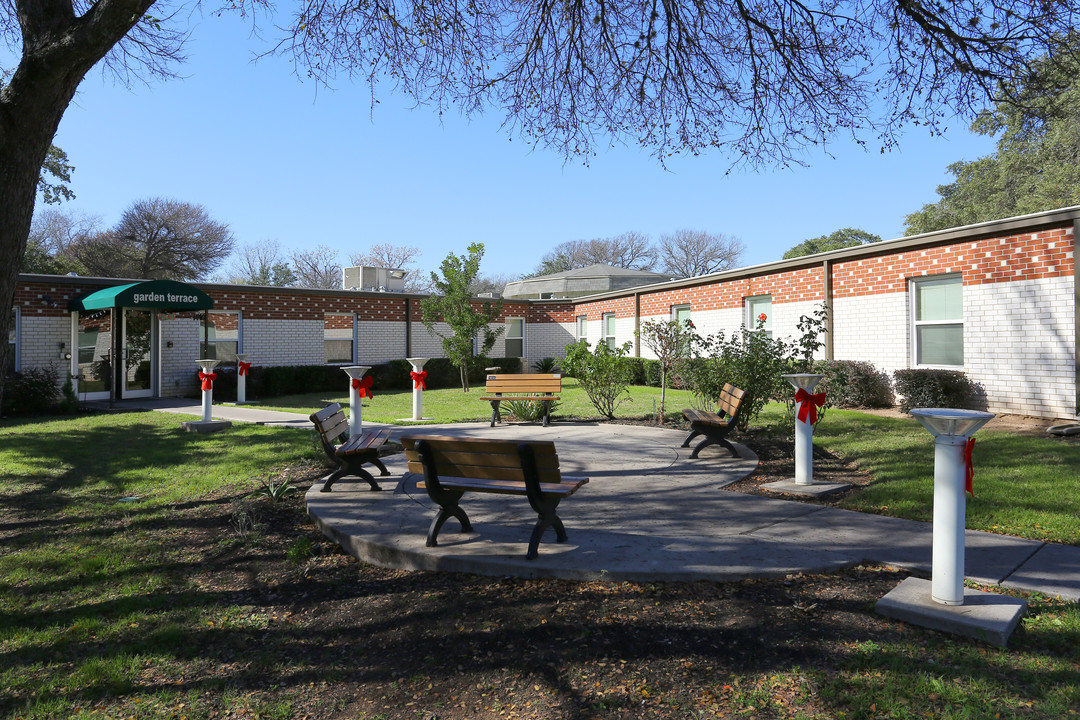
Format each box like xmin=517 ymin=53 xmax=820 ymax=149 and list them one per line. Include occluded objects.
xmin=416 ymin=476 xmax=587 ymax=496
xmin=401 ymin=436 xmax=558 ymax=455
xmin=339 ymin=428 xmax=392 ymax=454
xmin=407 ymin=460 xmax=563 ymax=484
xmin=484 ymin=382 xmax=562 ymax=392
xmin=309 ymin=404 xmax=392 ymax=491
xmin=680 ymin=382 xmax=745 ymax=460
xmin=404 ymin=448 xmax=560 ymax=470
xmin=480 ymin=394 xmax=560 ymax=401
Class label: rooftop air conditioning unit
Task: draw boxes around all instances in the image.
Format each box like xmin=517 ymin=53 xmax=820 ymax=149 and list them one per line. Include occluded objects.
xmin=342 ymin=266 xmax=408 ymax=292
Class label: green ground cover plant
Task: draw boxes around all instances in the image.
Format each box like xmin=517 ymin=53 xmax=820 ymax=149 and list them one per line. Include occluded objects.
xmin=0 ymin=404 xmax=1077 ymax=719
xmin=756 ymin=404 xmax=1080 ymax=545
xmin=243 ymin=376 xmax=699 ymax=425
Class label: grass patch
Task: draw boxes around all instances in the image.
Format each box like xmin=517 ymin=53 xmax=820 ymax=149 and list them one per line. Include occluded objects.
xmin=0 ymin=404 xmax=1077 ymax=719
xmin=754 ymin=404 xmax=1080 ymax=545
xmin=240 ymin=376 xmax=699 ymax=424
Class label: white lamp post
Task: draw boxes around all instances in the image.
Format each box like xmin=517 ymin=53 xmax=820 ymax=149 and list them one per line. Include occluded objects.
xmin=235 ymin=353 xmax=251 ymax=404
xmin=341 ymin=366 xmax=372 ymax=436
xmin=195 ymin=359 xmax=221 ymax=422
xmin=911 ymin=408 xmax=994 ymax=605
xmin=406 ymin=357 xmax=430 ymax=421
xmin=782 ymin=373 xmax=826 ymax=485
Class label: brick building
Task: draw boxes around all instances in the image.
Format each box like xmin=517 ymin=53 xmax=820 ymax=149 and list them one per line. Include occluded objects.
xmin=9 ymin=206 xmax=1078 ymax=419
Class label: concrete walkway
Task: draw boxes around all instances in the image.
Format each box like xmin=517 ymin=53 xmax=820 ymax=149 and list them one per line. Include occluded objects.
xmin=108 ymin=399 xmax=1080 ymax=600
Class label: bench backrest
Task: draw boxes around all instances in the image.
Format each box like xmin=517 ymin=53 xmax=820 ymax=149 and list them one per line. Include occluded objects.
xmin=310 ymin=403 xmax=349 ymax=444
xmin=485 ymin=373 xmax=562 ymax=395
xmin=717 ymin=383 xmax=746 ymax=419
xmin=401 ymin=435 xmax=563 ymax=484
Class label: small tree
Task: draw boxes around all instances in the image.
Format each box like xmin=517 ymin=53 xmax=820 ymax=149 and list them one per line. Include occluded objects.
xmin=637 ymin=318 xmax=695 ymax=423
xmin=421 ymin=243 xmax=503 ymax=391
xmin=562 ymin=339 xmax=634 ymax=419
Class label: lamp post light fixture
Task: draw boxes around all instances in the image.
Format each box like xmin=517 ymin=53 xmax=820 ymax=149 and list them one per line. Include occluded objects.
xmin=910 ymin=407 xmax=994 ymax=606
xmin=195 ymin=359 xmax=221 ymax=422
xmin=341 ymin=366 xmax=372 ymax=436
xmin=406 ymin=358 xmax=430 ymax=421
xmin=781 ymin=373 xmax=826 ymax=485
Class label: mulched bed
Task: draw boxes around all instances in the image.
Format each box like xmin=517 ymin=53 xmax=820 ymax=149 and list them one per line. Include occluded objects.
xmin=109 ymin=425 xmax=936 ymax=720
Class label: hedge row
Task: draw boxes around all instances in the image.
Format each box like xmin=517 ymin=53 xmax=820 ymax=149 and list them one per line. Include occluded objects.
xmin=208 ymin=356 xmax=522 ymax=401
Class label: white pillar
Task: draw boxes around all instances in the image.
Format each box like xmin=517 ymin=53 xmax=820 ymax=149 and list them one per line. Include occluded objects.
xmin=341 ymin=366 xmax=371 ymax=436
xmin=407 ymin=357 xmax=430 ymax=421
xmin=911 ymin=408 xmax=993 ymax=607
xmin=195 ymin=359 xmax=221 ymax=423
xmin=782 ymin=374 xmax=825 ymax=486
xmin=931 ymin=436 xmax=968 ymax=605
xmin=236 ymin=353 xmax=250 ymax=404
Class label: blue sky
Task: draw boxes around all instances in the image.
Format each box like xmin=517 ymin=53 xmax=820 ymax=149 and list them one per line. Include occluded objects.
xmin=24 ymin=10 xmax=998 ymax=281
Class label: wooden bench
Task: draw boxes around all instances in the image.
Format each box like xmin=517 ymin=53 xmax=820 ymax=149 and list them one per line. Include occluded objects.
xmin=401 ymin=435 xmax=588 ymax=559
xmin=310 ymin=403 xmax=393 ymax=492
xmin=680 ymin=383 xmax=747 ymax=458
xmin=480 ymin=373 xmax=561 ymax=427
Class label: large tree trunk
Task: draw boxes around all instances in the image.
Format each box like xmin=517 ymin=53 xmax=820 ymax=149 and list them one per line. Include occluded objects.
xmin=0 ymin=0 xmax=154 ymax=409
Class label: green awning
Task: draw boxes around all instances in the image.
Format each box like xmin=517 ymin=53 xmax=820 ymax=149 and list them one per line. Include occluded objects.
xmin=68 ymin=280 xmax=214 ymax=312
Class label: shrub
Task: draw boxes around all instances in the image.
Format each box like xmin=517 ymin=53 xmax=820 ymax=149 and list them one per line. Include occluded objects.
xmin=894 ymin=369 xmax=983 ymax=413
xmin=815 ymin=360 xmax=895 ymax=408
xmin=623 ymin=357 xmax=664 ymax=387
xmin=2 ymin=366 xmax=60 ymax=415
xmin=562 ymin=340 xmax=633 ymax=419
xmin=503 ymin=398 xmax=560 ymax=422
xmin=532 ymin=357 xmax=560 ymax=373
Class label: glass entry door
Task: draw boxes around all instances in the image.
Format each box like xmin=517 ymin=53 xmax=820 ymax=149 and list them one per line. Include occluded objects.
xmin=122 ymin=309 xmax=154 ymax=398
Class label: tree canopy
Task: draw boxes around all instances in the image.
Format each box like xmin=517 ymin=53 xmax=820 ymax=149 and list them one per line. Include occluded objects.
xmin=658 ymin=230 xmax=744 ymax=278
xmin=905 ymin=45 xmax=1080 ymax=235
xmin=2 ymin=0 xmax=1079 ymax=404
xmin=68 ymin=198 xmax=234 ymax=280
xmin=421 ymin=243 xmax=503 ymax=391
xmin=782 ymin=228 xmax=883 ymax=259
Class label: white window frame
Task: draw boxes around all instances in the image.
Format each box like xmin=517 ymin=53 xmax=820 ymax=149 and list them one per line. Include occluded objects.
xmin=7 ymin=307 xmax=19 ymax=373
xmin=324 ymin=312 xmax=356 ymax=365
xmin=910 ymin=274 xmax=964 ymax=369
xmin=602 ymin=312 xmax=617 ymax=350
xmin=205 ymin=310 xmax=241 ymax=362
xmin=671 ymin=304 xmax=691 ymax=327
xmin=576 ymin=315 xmax=587 ymax=342
xmin=505 ymin=317 xmax=525 ymax=358
xmin=745 ymin=295 xmax=772 ymax=339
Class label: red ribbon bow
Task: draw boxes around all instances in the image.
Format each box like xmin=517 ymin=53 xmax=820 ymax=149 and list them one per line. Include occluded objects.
xmin=411 ymin=370 xmax=428 ymax=390
xmin=237 ymin=361 xmax=252 ymax=376
xmin=198 ymin=371 xmax=217 ymax=391
xmin=794 ymin=388 xmax=826 ymax=425
xmin=351 ymin=375 xmax=374 ymax=398
xmin=964 ymin=437 xmax=976 ymax=497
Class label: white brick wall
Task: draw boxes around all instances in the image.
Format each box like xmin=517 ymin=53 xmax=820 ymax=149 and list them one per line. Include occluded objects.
xmin=966 ymin=277 xmax=1076 ymax=418
xmin=17 ymin=313 xmax=69 ymax=382
xmin=358 ymin=320 xmax=406 ymax=363
xmin=525 ymin=323 xmax=576 ymax=367
xmin=160 ymin=317 xmax=201 ymax=396
xmin=245 ymin=319 xmax=324 ymax=366
xmin=833 ymin=292 xmax=910 ymax=378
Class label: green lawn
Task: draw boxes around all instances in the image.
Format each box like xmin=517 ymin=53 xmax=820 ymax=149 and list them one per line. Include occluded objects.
xmin=239 ymin=376 xmax=701 ymax=425
xmin=0 ymin=407 xmax=1078 ymax=719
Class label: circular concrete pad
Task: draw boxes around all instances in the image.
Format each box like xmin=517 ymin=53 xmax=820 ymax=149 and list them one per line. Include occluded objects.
xmin=306 ymin=422 xmax=861 ymax=582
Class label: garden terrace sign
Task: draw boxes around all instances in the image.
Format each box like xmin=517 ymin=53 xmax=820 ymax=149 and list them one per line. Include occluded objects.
xmin=68 ymin=280 xmax=213 ymax=311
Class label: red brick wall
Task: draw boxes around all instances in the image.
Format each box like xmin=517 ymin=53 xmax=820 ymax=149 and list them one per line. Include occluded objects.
xmin=833 ymin=225 xmax=1074 ymax=298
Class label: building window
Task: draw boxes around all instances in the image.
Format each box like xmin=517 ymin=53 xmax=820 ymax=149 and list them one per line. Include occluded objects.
xmin=6 ymin=308 xmax=17 ymax=374
xmin=576 ymin=315 xmax=587 ymax=342
xmin=324 ymin=313 xmax=355 ymax=364
xmin=505 ymin=318 xmax=524 ymax=358
xmin=602 ymin=313 xmax=617 ymax=350
xmin=672 ymin=304 xmax=691 ymax=327
xmin=746 ymin=296 xmax=772 ymax=338
xmin=205 ymin=311 xmax=240 ymax=362
xmin=912 ymin=275 xmax=963 ymax=367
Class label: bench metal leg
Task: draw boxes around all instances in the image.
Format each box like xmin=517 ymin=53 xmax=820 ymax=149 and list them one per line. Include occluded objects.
xmin=542 ymin=400 xmax=551 ymax=427
xmin=322 ymin=455 xmax=384 ymax=492
xmin=689 ymin=435 xmax=739 ymax=459
xmin=427 ymin=493 xmax=472 ymax=547
xmin=526 ymin=497 xmax=567 ymax=560
xmin=680 ymin=430 xmax=703 ymax=448
xmin=489 ymin=400 xmax=502 ymax=427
